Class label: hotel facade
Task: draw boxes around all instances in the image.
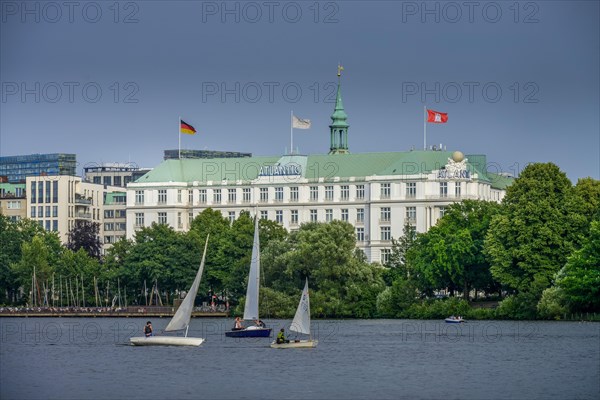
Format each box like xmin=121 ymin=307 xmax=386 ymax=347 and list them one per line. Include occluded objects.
xmin=126 ymin=81 xmax=512 ymax=263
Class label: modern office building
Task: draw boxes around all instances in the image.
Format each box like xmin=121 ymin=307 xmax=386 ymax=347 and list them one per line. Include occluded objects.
xmin=164 ymin=149 xmax=252 ymax=160
xmin=126 ymin=78 xmax=513 ymax=263
xmin=0 ymin=182 xmax=27 ymax=222
xmin=102 ymin=192 xmax=127 ymax=249
xmin=26 ymin=175 xmax=125 ymax=250
xmin=83 ymin=163 xmax=152 ymax=188
xmin=0 ymin=153 xmax=77 ymax=183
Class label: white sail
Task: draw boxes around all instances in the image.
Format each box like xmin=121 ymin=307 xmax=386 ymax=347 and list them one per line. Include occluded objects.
xmin=165 ymin=235 xmax=209 ymax=332
xmin=290 ymin=279 xmax=311 ymax=335
xmin=243 ymin=217 xmax=260 ymax=320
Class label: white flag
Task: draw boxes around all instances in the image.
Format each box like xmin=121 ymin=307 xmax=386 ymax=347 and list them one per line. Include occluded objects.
xmin=292 ymin=115 xmax=311 ymax=129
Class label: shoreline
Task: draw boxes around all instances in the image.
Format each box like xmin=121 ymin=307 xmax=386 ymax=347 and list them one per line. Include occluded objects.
xmin=0 ymin=312 xmax=229 ymax=318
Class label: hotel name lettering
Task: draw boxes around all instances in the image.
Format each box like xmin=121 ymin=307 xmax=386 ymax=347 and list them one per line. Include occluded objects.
xmin=259 ymin=163 xmax=302 ymax=176
xmin=437 ymin=170 xmax=471 ymax=179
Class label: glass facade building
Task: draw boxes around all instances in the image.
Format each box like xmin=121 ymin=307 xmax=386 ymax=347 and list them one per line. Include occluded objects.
xmin=163 ymin=149 xmax=252 ymax=160
xmin=0 ymin=153 xmax=76 ymax=183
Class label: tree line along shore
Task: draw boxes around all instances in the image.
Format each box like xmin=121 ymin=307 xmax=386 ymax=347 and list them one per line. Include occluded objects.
xmin=1 ymin=163 xmax=598 ymax=321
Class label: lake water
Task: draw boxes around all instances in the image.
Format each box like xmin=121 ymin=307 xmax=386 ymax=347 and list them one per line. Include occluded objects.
xmin=1 ymin=318 xmax=598 ymax=399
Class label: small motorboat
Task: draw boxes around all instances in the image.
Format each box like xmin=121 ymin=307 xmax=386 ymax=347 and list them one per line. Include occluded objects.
xmin=445 ymin=316 xmax=465 ymax=323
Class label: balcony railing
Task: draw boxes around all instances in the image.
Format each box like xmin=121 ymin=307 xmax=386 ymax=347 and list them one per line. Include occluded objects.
xmin=75 ymin=197 xmax=92 ymax=205
xmin=424 ymin=194 xmax=479 ymax=200
xmin=75 ymin=212 xmax=92 ymax=219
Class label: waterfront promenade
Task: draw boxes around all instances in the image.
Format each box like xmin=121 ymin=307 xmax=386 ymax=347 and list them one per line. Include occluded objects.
xmin=0 ymin=306 xmax=228 ymax=318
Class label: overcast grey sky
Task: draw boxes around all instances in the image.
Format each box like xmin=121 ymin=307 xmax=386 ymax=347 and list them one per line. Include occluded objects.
xmin=1 ymin=1 xmax=598 ymax=181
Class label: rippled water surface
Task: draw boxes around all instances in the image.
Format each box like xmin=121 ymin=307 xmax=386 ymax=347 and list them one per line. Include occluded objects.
xmin=1 ymin=318 xmax=598 ymax=399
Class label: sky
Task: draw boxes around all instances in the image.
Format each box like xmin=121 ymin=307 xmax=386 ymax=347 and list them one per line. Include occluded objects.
xmin=1 ymin=0 xmax=599 ymax=182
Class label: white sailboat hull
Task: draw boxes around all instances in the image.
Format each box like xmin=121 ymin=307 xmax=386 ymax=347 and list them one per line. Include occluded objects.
xmin=129 ymin=336 xmax=204 ymax=347
xmin=270 ymin=339 xmax=318 ymax=349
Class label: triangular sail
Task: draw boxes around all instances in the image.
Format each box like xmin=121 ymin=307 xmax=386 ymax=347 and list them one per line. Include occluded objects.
xmin=243 ymin=217 xmax=260 ymax=320
xmin=165 ymin=235 xmax=209 ymax=332
xmin=290 ymin=279 xmax=311 ymax=335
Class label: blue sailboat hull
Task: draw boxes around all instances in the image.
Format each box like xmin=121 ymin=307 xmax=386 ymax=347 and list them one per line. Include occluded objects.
xmin=225 ymin=328 xmax=272 ymax=338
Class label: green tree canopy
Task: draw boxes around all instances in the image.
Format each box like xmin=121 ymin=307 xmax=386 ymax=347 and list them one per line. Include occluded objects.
xmin=406 ymin=200 xmax=501 ymax=299
xmin=555 ymin=220 xmax=600 ymax=312
xmin=485 ymin=163 xmax=575 ymax=293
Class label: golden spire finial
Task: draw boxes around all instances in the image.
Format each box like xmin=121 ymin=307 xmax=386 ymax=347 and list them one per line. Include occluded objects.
xmin=337 ymin=63 xmax=344 ymax=77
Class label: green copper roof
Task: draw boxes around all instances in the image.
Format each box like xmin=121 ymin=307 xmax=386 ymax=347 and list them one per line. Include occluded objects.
xmin=133 ymin=151 xmax=513 ymax=190
xmin=330 ymin=82 xmax=349 ymax=128
xmin=486 ymin=173 xmax=514 ymax=190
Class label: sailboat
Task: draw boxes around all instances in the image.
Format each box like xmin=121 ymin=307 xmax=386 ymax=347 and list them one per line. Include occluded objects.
xmin=225 ymin=217 xmax=272 ymax=338
xmin=129 ymin=236 xmax=210 ymax=346
xmin=270 ymin=279 xmax=318 ymax=349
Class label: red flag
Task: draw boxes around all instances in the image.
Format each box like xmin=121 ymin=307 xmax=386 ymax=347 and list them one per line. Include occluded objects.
xmin=427 ymin=109 xmax=448 ymax=124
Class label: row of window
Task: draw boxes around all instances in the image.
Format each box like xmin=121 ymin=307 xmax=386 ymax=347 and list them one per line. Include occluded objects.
xmin=104 ymin=222 xmax=126 ymax=231
xmin=0 ymin=187 xmax=24 ymax=197
xmin=355 ymin=227 xmax=393 ymax=242
xmin=439 ymin=182 xmax=462 ymax=198
xmin=132 ymin=207 xmax=422 ymax=229
xmin=104 ymin=235 xmax=125 ymax=244
xmin=4 ymin=201 xmax=22 ymax=209
xmin=36 ymin=219 xmax=59 ymax=232
xmin=134 ymin=182 xmax=465 ymax=205
xmin=30 ymin=181 xmax=59 ymax=204
xmin=92 ymin=175 xmax=132 ymax=187
xmin=31 ymin=205 xmax=59 ymax=218
xmin=104 ymin=209 xmax=127 ymax=219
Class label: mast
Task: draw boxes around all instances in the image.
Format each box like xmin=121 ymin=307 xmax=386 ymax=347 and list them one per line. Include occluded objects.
xmin=118 ymin=278 xmax=122 ymax=309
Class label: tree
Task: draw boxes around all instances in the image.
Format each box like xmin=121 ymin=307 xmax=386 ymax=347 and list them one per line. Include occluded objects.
xmin=67 ymin=220 xmax=102 ymax=259
xmin=262 ymin=221 xmax=384 ymax=318
xmin=437 ymin=200 xmax=502 ymax=298
xmin=565 ymin=177 xmax=600 ymax=248
xmin=554 ymin=220 xmax=600 ymax=312
xmin=406 ymin=200 xmax=501 ymax=300
xmin=485 ymin=163 xmax=575 ymax=294
xmin=384 ymin=223 xmax=416 ymax=283
xmin=11 ymin=234 xmax=63 ymax=306
xmin=127 ymin=223 xmax=202 ymax=306
xmin=0 ymin=216 xmax=53 ymax=303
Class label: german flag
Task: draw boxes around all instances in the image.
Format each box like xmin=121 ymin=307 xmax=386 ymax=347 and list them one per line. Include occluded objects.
xmin=180 ymin=120 xmax=197 ymax=135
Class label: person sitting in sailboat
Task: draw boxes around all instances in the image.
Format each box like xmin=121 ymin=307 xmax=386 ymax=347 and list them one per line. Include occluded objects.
xmin=144 ymin=321 xmax=153 ymax=337
xmin=276 ymin=328 xmax=290 ymax=344
xmin=255 ymin=320 xmax=266 ymax=328
xmin=233 ymin=317 xmax=244 ymax=331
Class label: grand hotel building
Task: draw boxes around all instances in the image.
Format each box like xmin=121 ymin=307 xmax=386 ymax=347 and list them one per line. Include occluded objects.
xmin=126 ymin=81 xmax=512 ymax=263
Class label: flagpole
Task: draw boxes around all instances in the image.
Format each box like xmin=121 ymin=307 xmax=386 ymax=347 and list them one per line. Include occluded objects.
xmin=290 ymin=110 xmax=293 ymax=155
xmin=178 ymin=116 xmax=181 ymax=159
xmin=423 ymin=106 xmax=427 ymax=151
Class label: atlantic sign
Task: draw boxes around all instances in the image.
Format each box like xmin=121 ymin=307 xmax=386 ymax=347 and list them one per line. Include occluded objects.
xmin=258 ymin=163 xmax=302 ymax=177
